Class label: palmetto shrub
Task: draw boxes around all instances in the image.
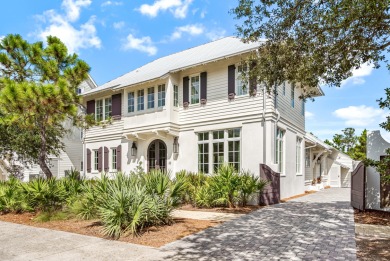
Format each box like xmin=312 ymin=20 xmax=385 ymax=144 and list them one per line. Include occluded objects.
xmin=0 ymin=178 xmax=28 ymax=213
xmin=20 ymin=178 xmax=67 ymax=213
xmin=210 ymin=164 xmax=241 ymax=208
xmin=238 ymin=170 xmax=269 ymax=206
xmin=98 ymin=172 xmax=172 ymax=238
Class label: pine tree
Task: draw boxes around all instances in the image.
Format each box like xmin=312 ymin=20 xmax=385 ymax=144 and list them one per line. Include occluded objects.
xmin=0 ymin=34 xmax=90 ymax=179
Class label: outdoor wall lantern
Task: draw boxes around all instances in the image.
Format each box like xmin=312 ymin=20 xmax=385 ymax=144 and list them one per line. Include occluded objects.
xmin=131 ymin=142 xmax=137 ymax=156
xmin=173 ymin=137 xmax=179 ymax=154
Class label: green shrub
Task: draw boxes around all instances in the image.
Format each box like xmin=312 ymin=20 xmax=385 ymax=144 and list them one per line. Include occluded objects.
xmin=211 ymin=164 xmax=241 ymax=208
xmin=0 ymin=178 xmax=28 ymax=213
xmin=195 ymin=184 xmax=216 ymax=208
xmin=21 ymin=178 xmax=67 ymax=213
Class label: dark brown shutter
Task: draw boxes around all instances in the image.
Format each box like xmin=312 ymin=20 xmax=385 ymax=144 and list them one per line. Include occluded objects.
xmin=86 ymin=100 xmax=95 ymax=114
xmin=104 ymin=147 xmax=109 ymax=172
xmin=200 ymin=72 xmax=207 ymax=102
xmin=228 ymin=65 xmax=235 ymax=97
xmin=112 ymin=93 xmax=122 ymax=119
xmin=117 ymin=145 xmax=122 ymax=171
xmin=87 ymin=149 xmax=91 ymax=173
xmin=98 ymin=147 xmax=103 ymax=172
xmin=249 ymin=62 xmax=257 ymax=96
xmin=183 ymin=76 xmax=189 ymax=104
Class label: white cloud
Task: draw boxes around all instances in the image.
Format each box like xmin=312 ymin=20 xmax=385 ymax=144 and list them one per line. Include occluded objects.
xmin=113 ymin=21 xmax=125 ymax=30
xmin=305 ymin=111 xmax=314 ymax=119
xmin=122 ymin=34 xmax=157 ymax=56
xmin=138 ymin=0 xmax=192 ymax=19
xmin=206 ymin=29 xmax=226 ymax=41
xmin=333 ymin=105 xmax=387 ymax=127
xmin=341 ymin=62 xmax=374 ymax=86
xmin=36 ymin=0 xmax=101 ymax=54
xmin=0 ymin=35 xmax=4 ymax=41
xmin=101 ymin=1 xmax=123 ymax=7
xmin=62 ymin=0 xmax=91 ymax=22
xmin=200 ymin=10 xmax=206 ymax=18
xmin=170 ymin=24 xmax=203 ymax=40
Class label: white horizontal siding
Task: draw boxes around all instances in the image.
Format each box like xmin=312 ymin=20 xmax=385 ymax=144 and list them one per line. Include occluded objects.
xmin=276 ymin=83 xmax=305 ymax=131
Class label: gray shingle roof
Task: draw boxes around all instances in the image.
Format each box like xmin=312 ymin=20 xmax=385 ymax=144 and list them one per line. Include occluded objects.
xmin=84 ymin=37 xmax=262 ymax=95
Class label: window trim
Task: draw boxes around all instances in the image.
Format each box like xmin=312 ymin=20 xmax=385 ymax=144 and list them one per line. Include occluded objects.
xmin=197 ymin=128 xmax=241 ymax=174
xmin=275 ymin=127 xmax=285 ymax=175
xmin=236 ymin=64 xmax=249 ymax=96
xmin=95 ymin=96 xmax=112 ymax=122
xmin=296 ymin=137 xmax=302 ymax=175
xmin=93 ymin=150 xmax=99 ymax=172
xmin=190 ymin=74 xmax=200 ymax=105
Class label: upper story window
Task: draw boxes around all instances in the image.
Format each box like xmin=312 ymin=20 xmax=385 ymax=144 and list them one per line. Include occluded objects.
xmin=283 ymin=82 xmax=286 ymax=95
xmin=95 ymin=98 xmax=111 ymax=122
xmin=173 ymin=85 xmax=179 ymax=107
xmin=104 ymin=97 xmax=112 ymax=119
xmin=158 ymin=84 xmax=166 ymax=107
xmin=302 ymin=99 xmax=305 ymax=116
xmin=236 ymin=64 xmax=249 ymax=96
xmin=291 ymin=84 xmax=295 ymax=108
xmin=276 ymin=128 xmax=285 ymax=174
xmin=137 ymin=89 xmax=144 ymax=111
xmin=147 ymin=87 xmax=155 ymax=109
xmin=190 ymin=75 xmax=200 ymax=104
xmin=296 ymin=137 xmax=302 ymax=174
xmin=128 ymin=92 xmax=135 ymax=113
xmin=77 ymin=88 xmax=82 ymax=94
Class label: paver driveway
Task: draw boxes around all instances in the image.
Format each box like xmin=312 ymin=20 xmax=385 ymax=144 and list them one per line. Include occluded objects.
xmin=159 ymin=188 xmax=356 ymax=260
xmin=0 ymin=188 xmax=356 ymax=261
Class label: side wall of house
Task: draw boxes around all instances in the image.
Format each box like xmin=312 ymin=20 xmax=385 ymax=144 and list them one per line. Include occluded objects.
xmin=366 ymin=130 xmax=390 ymax=211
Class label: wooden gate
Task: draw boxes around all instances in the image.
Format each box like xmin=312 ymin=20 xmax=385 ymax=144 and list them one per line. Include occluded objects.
xmin=259 ymin=164 xmax=280 ymax=205
xmin=351 ymin=162 xmax=366 ymax=211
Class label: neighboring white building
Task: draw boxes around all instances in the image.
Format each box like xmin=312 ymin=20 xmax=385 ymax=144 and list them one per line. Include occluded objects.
xmin=366 ymin=130 xmax=390 ymax=211
xmin=0 ymin=76 xmax=97 ymax=181
xmin=304 ymin=133 xmax=355 ymax=190
xmin=82 ymin=37 xmax=323 ymax=199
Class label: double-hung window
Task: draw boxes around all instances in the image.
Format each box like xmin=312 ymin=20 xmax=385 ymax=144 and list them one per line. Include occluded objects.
xmin=301 ymin=99 xmax=305 ymax=116
xmin=190 ymin=75 xmax=200 ymax=104
xmin=158 ymin=84 xmax=166 ymax=107
xmin=104 ymin=97 xmax=112 ymax=119
xmin=96 ymin=100 xmax=103 ymax=122
xmin=111 ymin=148 xmax=117 ymax=170
xmin=198 ymin=132 xmax=209 ymax=174
xmin=228 ymin=128 xmax=241 ymax=170
xmin=93 ymin=150 xmax=99 ymax=171
xmin=95 ymin=98 xmax=111 ymax=122
xmin=173 ymin=85 xmax=179 ymax=107
xmin=296 ymin=137 xmax=302 ymax=174
xmin=147 ymin=87 xmax=154 ymax=109
xmin=291 ymin=84 xmax=295 ymax=108
xmin=276 ymin=128 xmax=285 ymax=173
xmin=137 ymin=90 xmax=144 ymax=111
xmin=128 ymin=92 xmax=135 ymax=113
xmin=212 ymin=130 xmax=225 ymax=172
xmin=236 ymin=64 xmax=249 ymax=96
xmin=305 ymin=149 xmax=310 ymax=168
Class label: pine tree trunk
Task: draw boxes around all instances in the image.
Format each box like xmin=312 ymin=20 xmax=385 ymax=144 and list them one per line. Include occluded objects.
xmin=38 ymin=121 xmax=53 ymax=179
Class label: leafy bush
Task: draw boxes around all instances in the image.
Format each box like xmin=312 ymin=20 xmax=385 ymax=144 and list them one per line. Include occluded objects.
xmin=211 ymin=164 xmax=241 ymax=208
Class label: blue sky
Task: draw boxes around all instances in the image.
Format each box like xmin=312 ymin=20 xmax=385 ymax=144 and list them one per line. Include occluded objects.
xmin=0 ymin=0 xmax=389 ymax=141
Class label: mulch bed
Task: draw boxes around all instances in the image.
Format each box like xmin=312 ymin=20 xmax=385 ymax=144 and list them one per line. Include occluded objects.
xmin=354 ymin=209 xmax=390 ymax=226
xmin=0 ymin=212 xmax=221 ymax=248
xmin=178 ymin=204 xmax=263 ymax=214
xmin=354 ymin=209 xmax=390 ymax=260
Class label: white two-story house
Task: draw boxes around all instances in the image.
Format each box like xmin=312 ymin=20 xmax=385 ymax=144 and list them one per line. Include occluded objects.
xmin=82 ymin=37 xmax=323 ymax=199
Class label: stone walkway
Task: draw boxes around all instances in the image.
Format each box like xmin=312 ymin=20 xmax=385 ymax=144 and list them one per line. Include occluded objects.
xmin=159 ymin=188 xmax=356 ymax=260
xmin=0 ymin=188 xmax=356 ymax=261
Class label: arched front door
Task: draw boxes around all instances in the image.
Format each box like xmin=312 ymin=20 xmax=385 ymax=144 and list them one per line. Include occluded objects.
xmin=147 ymin=139 xmax=167 ymax=172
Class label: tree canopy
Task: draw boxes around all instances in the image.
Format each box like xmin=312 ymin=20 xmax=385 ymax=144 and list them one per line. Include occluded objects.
xmin=232 ymin=0 xmax=390 ymax=95
xmin=324 ymin=128 xmax=366 ymax=161
xmin=0 ymin=34 xmax=90 ymax=179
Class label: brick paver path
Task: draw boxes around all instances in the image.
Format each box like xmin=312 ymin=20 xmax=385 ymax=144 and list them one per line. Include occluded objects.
xmin=160 ymin=188 xmax=356 ymax=260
